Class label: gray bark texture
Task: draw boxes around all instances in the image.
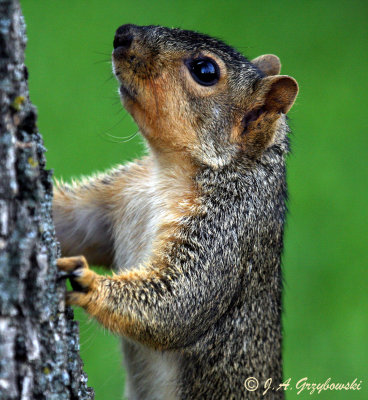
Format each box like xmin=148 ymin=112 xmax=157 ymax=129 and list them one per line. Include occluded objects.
xmin=0 ymin=1 xmax=94 ymax=399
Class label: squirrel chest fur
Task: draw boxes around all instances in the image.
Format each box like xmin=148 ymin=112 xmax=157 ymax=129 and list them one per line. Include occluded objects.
xmin=54 ymin=24 xmax=298 ymax=400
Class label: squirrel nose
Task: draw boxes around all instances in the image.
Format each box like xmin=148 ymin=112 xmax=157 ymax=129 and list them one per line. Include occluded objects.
xmin=113 ymin=24 xmax=135 ymax=50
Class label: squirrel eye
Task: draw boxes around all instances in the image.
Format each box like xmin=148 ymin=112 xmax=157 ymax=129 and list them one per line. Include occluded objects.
xmin=186 ymin=57 xmax=220 ymax=86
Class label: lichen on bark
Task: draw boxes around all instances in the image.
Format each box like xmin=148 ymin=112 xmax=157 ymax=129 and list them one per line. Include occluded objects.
xmin=0 ymin=1 xmax=94 ymax=398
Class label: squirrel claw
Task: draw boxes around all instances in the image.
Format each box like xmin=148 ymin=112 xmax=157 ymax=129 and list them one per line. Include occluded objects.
xmin=57 ymin=255 xmax=89 ymax=272
xmin=65 ymin=291 xmax=88 ymax=306
xmin=57 ymin=270 xmax=75 ymax=281
xmin=57 ymin=256 xmax=96 ymax=294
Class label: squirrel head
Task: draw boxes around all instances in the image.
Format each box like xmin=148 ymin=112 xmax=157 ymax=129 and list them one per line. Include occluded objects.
xmin=112 ymin=24 xmax=298 ymax=168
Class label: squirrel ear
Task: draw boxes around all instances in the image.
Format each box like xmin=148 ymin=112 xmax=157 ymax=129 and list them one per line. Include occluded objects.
xmin=240 ymin=75 xmax=298 ymax=158
xmin=251 ymin=54 xmax=281 ymax=76
xmin=261 ymin=75 xmax=298 ymax=114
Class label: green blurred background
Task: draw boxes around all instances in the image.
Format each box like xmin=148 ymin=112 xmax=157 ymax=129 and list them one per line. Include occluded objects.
xmin=21 ymin=1 xmax=367 ymax=399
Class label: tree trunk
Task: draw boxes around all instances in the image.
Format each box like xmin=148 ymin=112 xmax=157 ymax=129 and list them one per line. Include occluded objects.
xmin=0 ymin=1 xmax=94 ymax=399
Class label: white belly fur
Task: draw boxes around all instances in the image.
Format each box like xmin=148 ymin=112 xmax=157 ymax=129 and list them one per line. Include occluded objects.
xmin=111 ymin=171 xmax=182 ymax=399
xmin=122 ymin=339 xmax=181 ymax=400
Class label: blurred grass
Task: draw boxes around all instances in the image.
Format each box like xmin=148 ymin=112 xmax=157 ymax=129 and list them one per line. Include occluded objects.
xmin=21 ymin=1 xmax=368 ymax=399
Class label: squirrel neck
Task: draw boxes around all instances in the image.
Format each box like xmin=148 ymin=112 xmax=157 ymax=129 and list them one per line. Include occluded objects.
xmin=148 ymin=143 xmax=199 ymax=189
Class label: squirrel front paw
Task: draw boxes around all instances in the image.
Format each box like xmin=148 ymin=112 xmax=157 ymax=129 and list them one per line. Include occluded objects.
xmin=57 ymin=256 xmax=98 ymax=306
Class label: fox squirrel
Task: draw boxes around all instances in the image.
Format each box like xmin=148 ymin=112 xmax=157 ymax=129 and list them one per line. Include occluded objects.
xmin=55 ymin=24 xmax=298 ymax=400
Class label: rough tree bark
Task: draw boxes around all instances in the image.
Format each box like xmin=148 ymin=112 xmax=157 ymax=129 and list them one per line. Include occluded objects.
xmin=0 ymin=1 xmax=94 ymax=399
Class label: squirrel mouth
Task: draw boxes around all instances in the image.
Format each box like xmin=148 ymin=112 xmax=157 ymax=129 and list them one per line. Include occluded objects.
xmin=119 ymin=84 xmax=136 ymax=101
